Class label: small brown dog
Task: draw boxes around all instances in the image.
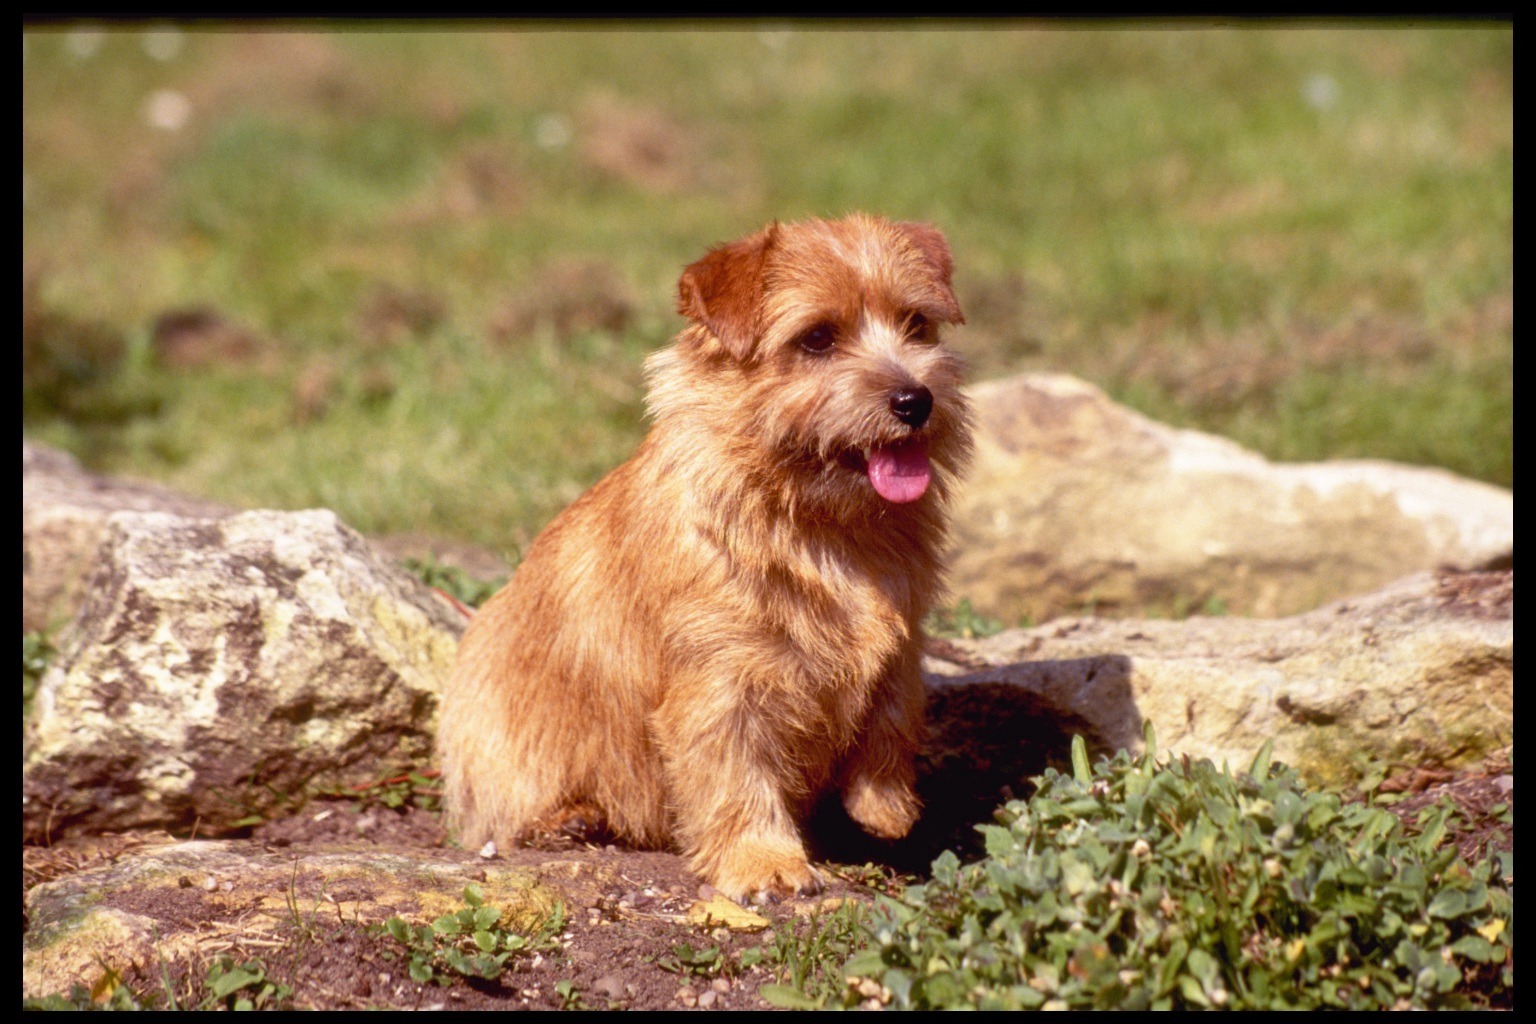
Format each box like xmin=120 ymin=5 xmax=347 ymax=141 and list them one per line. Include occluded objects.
xmin=438 ymin=214 xmax=970 ymax=902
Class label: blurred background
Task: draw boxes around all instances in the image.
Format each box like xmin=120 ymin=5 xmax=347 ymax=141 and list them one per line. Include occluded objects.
xmin=22 ymin=25 xmax=1512 ymax=564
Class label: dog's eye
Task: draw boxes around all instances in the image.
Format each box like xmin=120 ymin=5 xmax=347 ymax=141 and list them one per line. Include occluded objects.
xmin=904 ymin=312 xmax=936 ymax=343
xmin=798 ymin=324 xmax=837 ymax=354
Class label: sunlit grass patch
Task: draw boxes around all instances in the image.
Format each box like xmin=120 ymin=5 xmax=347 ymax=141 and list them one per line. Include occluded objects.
xmin=23 ymin=26 xmax=1512 ymax=549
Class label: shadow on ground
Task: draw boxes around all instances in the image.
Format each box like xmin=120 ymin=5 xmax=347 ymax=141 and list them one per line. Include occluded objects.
xmin=808 ymin=680 xmax=1118 ymax=873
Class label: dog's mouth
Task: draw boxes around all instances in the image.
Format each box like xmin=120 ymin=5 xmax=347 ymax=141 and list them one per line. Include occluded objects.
xmin=838 ymin=436 xmax=932 ymax=503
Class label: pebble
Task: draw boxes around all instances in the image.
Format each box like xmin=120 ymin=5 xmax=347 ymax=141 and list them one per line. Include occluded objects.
xmin=592 ymin=974 xmax=628 ymax=1001
xmin=676 ymin=986 xmax=697 ymax=1007
xmin=697 ymin=883 xmax=717 ymax=900
xmin=698 ymin=990 xmax=718 ymax=1008
xmin=478 ymin=840 xmax=498 ymax=859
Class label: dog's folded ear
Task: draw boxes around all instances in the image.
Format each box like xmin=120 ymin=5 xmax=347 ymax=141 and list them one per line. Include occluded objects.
xmin=677 ymin=223 xmax=780 ymax=360
xmin=894 ymin=221 xmax=966 ymax=326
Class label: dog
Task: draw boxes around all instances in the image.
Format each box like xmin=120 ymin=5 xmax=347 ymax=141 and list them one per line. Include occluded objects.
xmin=437 ymin=213 xmax=971 ymax=902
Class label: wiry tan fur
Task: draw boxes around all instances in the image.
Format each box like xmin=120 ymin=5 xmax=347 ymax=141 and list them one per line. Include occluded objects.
xmin=438 ymin=214 xmax=971 ymax=902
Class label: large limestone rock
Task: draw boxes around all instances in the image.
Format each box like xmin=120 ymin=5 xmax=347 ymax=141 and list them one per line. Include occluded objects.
xmin=22 ymin=509 xmax=466 ymax=842
xmin=923 ymin=569 xmax=1513 ymax=786
xmin=952 ymin=373 xmax=1513 ymax=623
xmin=23 ymin=440 xmax=236 ymax=633
xmin=23 ymin=440 xmax=513 ymax=633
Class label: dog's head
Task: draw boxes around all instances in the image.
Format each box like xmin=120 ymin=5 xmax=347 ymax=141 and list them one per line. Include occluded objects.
xmin=654 ymin=214 xmax=971 ymax=514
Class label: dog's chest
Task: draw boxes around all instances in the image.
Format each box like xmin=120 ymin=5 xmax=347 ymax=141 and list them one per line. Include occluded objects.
xmin=772 ymin=539 xmax=912 ymax=678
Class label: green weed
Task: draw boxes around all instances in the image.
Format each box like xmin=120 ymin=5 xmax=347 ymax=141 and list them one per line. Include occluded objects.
xmin=653 ymin=941 xmax=734 ymax=980
xmin=202 ymin=956 xmax=292 ymax=1011
xmin=553 ymin=978 xmax=587 ymax=1010
xmin=802 ymin=729 xmax=1514 ymax=1010
xmin=21 ymin=969 xmax=160 ymax=1011
xmin=21 ymin=954 xmax=291 ymax=1012
xmin=403 ymin=557 xmax=506 ymax=610
xmin=341 ymin=768 xmax=444 ymax=814
xmin=382 ymin=883 xmax=566 ymax=987
xmin=22 ymin=631 xmax=55 ymax=722
xmin=924 ymin=598 xmax=1005 ymax=640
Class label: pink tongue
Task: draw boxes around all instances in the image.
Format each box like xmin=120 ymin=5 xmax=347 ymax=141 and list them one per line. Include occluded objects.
xmin=867 ymin=437 xmax=932 ymax=503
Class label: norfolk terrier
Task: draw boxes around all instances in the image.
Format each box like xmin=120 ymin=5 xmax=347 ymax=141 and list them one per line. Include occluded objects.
xmin=438 ymin=214 xmax=971 ymax=902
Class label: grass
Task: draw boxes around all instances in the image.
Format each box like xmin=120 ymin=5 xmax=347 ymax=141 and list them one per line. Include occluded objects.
xmin=754 ymin=900 xmax=877 ymax=1009
xmin=23 ymin=26 xmax=1512 ymax=556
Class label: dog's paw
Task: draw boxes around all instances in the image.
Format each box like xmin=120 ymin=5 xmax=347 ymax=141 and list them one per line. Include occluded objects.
xmin=748 ymin=863 xmax=825 ymax=906
xmin=842 ymin=776 xmax=921 ymax=840
xmin=711 ymin=848 xmax=824 ymax=905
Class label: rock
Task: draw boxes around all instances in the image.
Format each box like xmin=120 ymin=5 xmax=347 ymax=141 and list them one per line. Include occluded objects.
xmin=22 ymin=509 xmax=465 ymax=841
xmin=592 ymin=973 xmax=629 ymax=1001
xmin=923 ymin=569 xmax=1513 ymax=786
xmin=22 ymin=841 xmax=564 ymax=1000
xmin=22 ymin=440 xmax=236 ymax=633
xmin=951 ymin=373 xmax=1513 ymax=622
xmin=23 ymin=440 xmax=509 ymax=634
xmin=22 ymin=903 xmax=170 ymax=1003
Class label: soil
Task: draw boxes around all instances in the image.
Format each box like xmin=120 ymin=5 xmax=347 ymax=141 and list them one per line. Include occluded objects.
xmin=1378 ymin=752 xmax=1514 ymax=864
xmin=132 ymin=831 xmax=816 ymax=1011
xmin=24 ymin=798 xmax=895 ymax=1011
xmin=23 ymin=746 xmax=1511 ymax=1011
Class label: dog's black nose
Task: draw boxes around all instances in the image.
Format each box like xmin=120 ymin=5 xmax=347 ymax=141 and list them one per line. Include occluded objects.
xmin=889 ymin=386 xmax=933 ymax=428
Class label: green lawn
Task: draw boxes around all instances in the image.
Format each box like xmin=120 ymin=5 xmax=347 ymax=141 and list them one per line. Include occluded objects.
xmin=23 ymin=25 xmax=1512 ymax=557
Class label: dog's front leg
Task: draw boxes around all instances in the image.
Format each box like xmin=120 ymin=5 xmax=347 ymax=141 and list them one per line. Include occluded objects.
xmin=651 ymin=682 xmax=824 ymax=904
xmin=840 ymin=654 xmax=925 ymax=840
